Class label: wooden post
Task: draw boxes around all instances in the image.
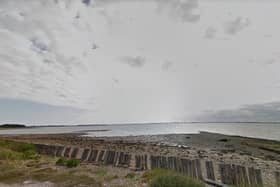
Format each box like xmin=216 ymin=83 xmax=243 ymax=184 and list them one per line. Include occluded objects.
xmin=206 ymin=161 xmax=215 ymax=180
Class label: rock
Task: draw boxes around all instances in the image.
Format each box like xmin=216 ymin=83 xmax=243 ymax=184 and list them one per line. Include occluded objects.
xmin=178 ymin=145 xmax=190 ymax=149
xmin=221 ymin=149 xmax=235 ymax=154
xmin=218 ymin=138 xmax=229 ymax=142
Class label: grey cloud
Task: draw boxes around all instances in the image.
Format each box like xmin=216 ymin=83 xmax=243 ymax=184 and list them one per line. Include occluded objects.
xmin=82 ymin=0 xmax=91 ymax=6
xmin=120 ymin=56 xmax=146 ymax=68
xmin=204 ymin=27 xmax=216 ymax=39
xmin=75 ymin=12 xmax=81 ymax=19
xmin=30 ymin=38 xmax=49 ymax=54
xmin=1 ymin=0 xmax=92 ymax=69
xmin=264 ymin=34 xmax=272 ymax=38
xmin=0 ymin=0 xmax=94 ymax=109
xmin=162 ymin=61 xmax=173 ymax=71
xmin=264 ymin=59 xmax=276 ymax=65
xmin=249 ymin=57 xmax=278 ymax=66
xmin=92 ymin=43 xmax=98 ymax=50
xmin=93 ymin=0 xmax=200 ymax=23
xmin=197 ymin=102 xmax=280 ymax=122
xmin=157 ymin=0 xmax=200 ymax=23
xmin=224 ymin=17 xmax=250 ymax=35
xmin=112 ymin=78 xmax=119 ymax=84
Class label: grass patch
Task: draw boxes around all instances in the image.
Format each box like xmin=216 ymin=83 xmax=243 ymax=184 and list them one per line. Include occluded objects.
xmin=56 ymin=158 xmax=67 ymax=166
xmin=0 ymin=163 xmax=26 ymax=184
xmin=94 ymin=168 xmax=120 ymax=182
xmin=66 ymin=158 xmax=80 ymax=168
xmin=143 ymin=169 xmax=205 ymax=187
xmin=125 ymin=172 xmax=136 ymax=179
xmin=104 ymin=175 xmax=119 ymax=182
xmin=0 ymin=140 xmax=38 ymax=160
xmin=0 ymin=140 xmax=36 ymax=153
xmin=0 ymin=140 xmax=101 ymax=186
xmin=30 ymin=168 xmax=101 ymax=187
xmin=56 ymin=158 xmax=80 ymax=168
xmin=94 ymin=168 xmax=108 ymax=177
xmin=0 ymin=149 xmax=23 ymax=160
xmin=0 ymin=160 xmax=100 ymax=186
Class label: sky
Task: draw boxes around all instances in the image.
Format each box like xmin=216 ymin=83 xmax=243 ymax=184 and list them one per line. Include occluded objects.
xmin=0 ymin=0 xmax=280 ymax=125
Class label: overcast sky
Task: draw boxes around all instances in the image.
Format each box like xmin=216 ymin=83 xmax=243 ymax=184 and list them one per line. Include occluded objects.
xmin=1 ymin=0 xmax=280 ymax=125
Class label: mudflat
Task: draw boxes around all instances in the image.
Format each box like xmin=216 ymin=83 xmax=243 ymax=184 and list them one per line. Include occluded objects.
xmin=1 ymin=132 xmax=279 ymax=167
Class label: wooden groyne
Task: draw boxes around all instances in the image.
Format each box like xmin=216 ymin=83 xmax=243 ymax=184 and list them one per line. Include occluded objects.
xmin=35 ymin=144 xmax=280 ymax=187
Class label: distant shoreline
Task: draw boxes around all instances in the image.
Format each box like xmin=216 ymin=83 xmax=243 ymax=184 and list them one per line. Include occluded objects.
xmin=0 ymin=124 xmax=27 ymax=129
xmin=2 ymin=121 xmax=280 ymax=128
xmin=1 ymin=123 xmax=279 ymax=142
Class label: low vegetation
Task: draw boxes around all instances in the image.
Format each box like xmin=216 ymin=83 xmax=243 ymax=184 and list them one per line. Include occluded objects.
xmin=0 ymin=139 xmax=146 ymax=186
xmin=0 ymin=140 xmax=206 ymax=187
xmin=125 ymin=172 xmax=136 ymax=179
xmin=0 ymin=140 xmax=38 ymax=160
xmin=143 ymin=168 xmax=205 ymax=187
xmin=94 ymin=168 xmax=108 ymax=177
xmin=29 ymin=168 xmax=100 ymax=187
xmin=56 ymin=157 xmax=80 ymax=168
xmin=0 ymin=140 xmax=100 ymax=186
xmin=55 ymin=157 xmax=66 ymax=166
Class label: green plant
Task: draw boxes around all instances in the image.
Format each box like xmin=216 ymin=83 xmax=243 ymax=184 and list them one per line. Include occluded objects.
xmin=143 ymin=169 xmax=204 ymax=187
xmin=56 ymin=158 xmax=67 ymax=166
xmin=55 ymin=158 xmax=80 ymax=168
xmin=143 ymin=168 xmax=167 ymax=182
xmin=0 ymin=149 xmax=21 ymax=160
xmin=0 ymin=140 xmax=36 ymax=153
xmin=0 ymin=140 xmax=38 ymax=161
xmin=66 ymin=158 xmax=80 ymax=168
xmin=22 ymin=150 xmax=39 ymax=159
xmin=125 ymin=172 xmax=136 ymax=179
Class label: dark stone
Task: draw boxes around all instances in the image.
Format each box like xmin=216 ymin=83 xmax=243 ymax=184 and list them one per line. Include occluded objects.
xmin=218 ymin=138 xmax=229 ymax=142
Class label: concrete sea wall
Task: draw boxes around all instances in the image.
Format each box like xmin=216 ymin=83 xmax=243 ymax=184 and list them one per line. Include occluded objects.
xmin=35 ymin=144 xmax=280 ymax=187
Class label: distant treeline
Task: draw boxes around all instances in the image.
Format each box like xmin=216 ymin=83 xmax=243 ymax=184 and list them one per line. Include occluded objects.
xmin=0 ymin=124 xmax=26 ymax=128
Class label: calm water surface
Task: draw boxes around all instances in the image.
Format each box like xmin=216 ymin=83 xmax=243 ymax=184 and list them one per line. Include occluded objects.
xmin=0 ymin=123 xmax=279 ymax=141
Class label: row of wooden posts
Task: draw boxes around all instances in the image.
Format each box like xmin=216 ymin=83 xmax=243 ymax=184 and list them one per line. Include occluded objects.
xmin=35 ymin=144 xmax=280 ymax=187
